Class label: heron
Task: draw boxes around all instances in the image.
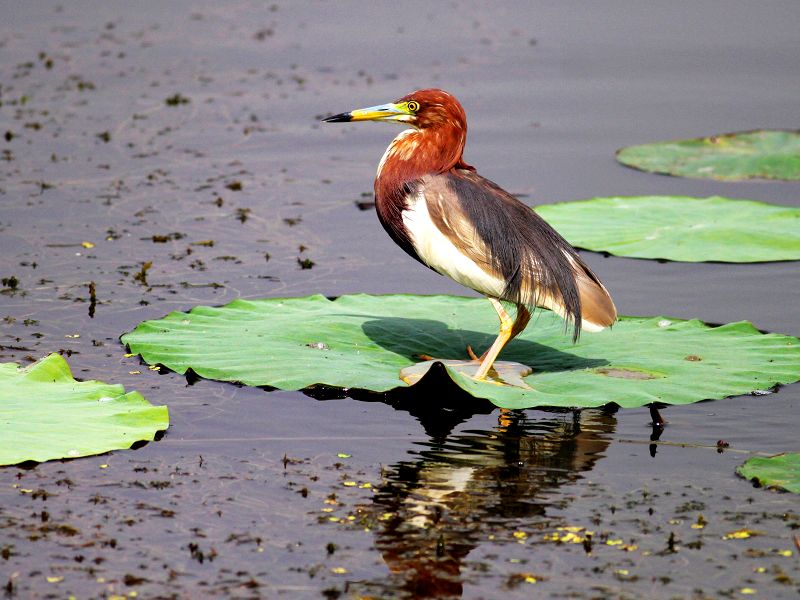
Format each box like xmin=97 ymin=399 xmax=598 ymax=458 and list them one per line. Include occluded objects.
xmin=323 ymin=89 xmax=616 ymax=382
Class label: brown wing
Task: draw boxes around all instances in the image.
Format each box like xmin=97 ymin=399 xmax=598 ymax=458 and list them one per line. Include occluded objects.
xmin=422 ymin=170 xmax=616 ymax=335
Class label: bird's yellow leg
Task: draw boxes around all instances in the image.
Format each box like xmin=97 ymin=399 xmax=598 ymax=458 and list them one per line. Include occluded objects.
xmin=498 ymin=407 xmax=514 ymax=429
xmin=474 ymin=298 xmax=515 ymax=380
xmin=509 ymin=304 xmax=531 ymax=341
xmin=469 ymin=303 xmax=531 ymax=362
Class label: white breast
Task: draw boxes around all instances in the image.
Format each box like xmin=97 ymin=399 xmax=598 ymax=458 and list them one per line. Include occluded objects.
xmin=401 ymin=189 xmax=507 ymax=298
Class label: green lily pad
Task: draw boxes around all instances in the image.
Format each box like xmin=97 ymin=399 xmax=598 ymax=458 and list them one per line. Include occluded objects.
xmin=120 ymin=294 xmax=800 ymax=410
xmin=0 ymin=354 xmax=169 ymax=466
xmin=535 ymin=196 xmax=800 ymax=263
xmin=616 ymin=129 xmax=800 ymax=181
xmin=737 ymin=453 xmax=800 ymax=494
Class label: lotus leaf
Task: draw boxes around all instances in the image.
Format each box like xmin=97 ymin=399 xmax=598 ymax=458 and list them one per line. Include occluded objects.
xmin=536 ymin=196 xmax=800 ymax=263
xmin=737 ymin=453 xmax=800 ymax=494
xmin=121 ymin=294 xmax=800 ymax=410
xmin=0 ymin=354 xmax=168 ymax=466
xmin=616 ymin=129 xmax=800 ymax=180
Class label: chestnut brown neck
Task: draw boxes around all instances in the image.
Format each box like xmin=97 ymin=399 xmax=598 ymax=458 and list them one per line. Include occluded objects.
xmin=371 ymin=118 xmax=473 ymax=265
xmin=375 ymin=123 xmax=472 ymax=202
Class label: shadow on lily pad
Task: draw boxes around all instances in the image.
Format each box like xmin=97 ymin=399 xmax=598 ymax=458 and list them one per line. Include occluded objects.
xmin=360 ymin=316 xmax=607 ymax=374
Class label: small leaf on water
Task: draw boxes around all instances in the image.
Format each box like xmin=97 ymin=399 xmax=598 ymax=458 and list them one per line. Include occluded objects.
xmin=616 ymin=130 xmax=800 ymax=181
xmin=0 ymin=354 xmax=168 ymax=465
xmin=691 ymin=514 xmax=707 ymax=529
xmin=737 ymin=453 xmax=800 ymax=494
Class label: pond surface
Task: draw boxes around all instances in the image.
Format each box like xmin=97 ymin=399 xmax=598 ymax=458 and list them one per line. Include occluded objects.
xmin=1 ymin=1 xmax=799 ymax=598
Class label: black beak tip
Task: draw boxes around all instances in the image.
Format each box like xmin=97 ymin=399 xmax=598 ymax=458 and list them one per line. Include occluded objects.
xmin=322 ymin=112 xmax=352 ymax=123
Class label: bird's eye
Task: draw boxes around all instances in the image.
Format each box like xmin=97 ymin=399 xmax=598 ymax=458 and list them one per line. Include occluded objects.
xmin=406 ymin=101 xmax=420 ymax=113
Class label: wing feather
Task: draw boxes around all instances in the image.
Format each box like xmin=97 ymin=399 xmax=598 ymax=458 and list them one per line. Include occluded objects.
xmin=419 ymin=170 xmax=616 ymax=337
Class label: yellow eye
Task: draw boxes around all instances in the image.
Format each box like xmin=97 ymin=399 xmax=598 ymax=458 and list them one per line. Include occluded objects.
xmin=406 ymin=100 xmax=420 ymax=113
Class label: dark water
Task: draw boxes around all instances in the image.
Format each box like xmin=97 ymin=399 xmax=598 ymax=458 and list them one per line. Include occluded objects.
xmin=1 ymin=2 xmax=798 ymax=598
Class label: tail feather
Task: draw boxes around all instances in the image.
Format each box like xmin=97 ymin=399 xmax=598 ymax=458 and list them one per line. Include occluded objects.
xmin=547 ymin=251 xmax=617 ymax=334
xmin=576 ymin=270 xmax=617 ymax=331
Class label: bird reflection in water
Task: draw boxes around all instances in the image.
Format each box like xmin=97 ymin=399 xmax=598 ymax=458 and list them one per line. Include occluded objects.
xmin=352 ymin=405 xmax=616 ymax=599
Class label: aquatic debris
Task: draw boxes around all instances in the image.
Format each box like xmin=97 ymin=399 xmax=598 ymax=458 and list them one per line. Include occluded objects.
xmin=1 ymin=276 xmax=19 ymax=291
xmin=544 ymin=526 xmax=593 ymax=544
xmin=505 ymin=572 xmax=545 ymax=588
xmin=723 ymin=528 xmax=761 ymax=540
xmin=297 ymin=257 xmax=315 ymax=270
xmin=88 ymin=281 xmax=97 ymax=318
xmin=164 ymin=93 xmax=190 ymax=106
xmin=133 ymin=261 xmax=152 ymax=286
xmin=750 ymin=389 xmax=773 ymax=396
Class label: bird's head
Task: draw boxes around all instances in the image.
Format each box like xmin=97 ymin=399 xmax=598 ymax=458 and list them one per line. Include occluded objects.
xmin=323 ymin=88 xmax=467 ymax=132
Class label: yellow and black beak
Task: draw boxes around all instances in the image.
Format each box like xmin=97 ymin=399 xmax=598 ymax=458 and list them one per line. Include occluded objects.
xmin=322 ymin=101 xmax=414 ymax=124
